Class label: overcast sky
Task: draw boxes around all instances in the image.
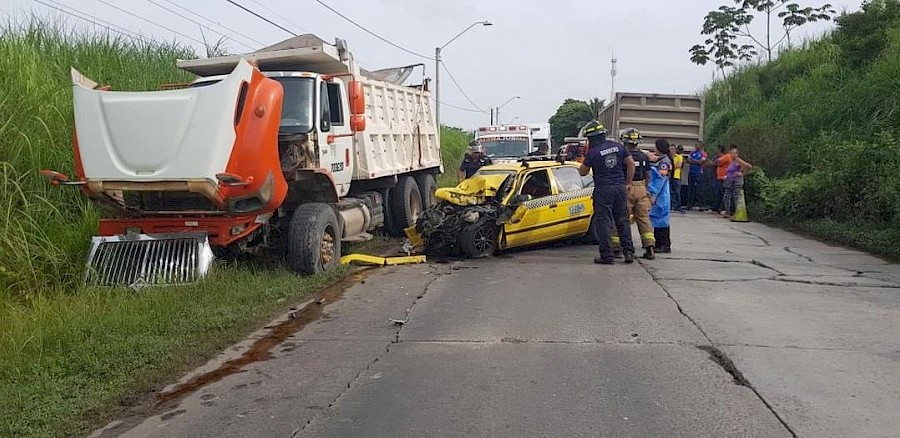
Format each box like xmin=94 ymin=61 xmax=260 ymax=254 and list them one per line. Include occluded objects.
xmin=3 ymin=0 xmax=862 ymax=129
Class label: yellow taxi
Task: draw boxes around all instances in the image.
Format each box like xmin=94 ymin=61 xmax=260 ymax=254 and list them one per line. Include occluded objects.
xmin=412 ymin=159 xmax=595 ymax=258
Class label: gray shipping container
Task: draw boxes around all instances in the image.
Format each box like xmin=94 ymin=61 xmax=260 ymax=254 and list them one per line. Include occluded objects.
xmin=597 ymin=92 xmax=705 ymax=151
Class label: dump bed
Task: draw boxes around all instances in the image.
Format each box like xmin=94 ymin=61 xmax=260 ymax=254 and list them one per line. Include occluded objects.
xmin=354 ymin=76 xmax=439 ymax=180
xmin=598 ymin=92 xmax=704 ymax=150
xmin=177 ymin=35 xmax=439 ymax=181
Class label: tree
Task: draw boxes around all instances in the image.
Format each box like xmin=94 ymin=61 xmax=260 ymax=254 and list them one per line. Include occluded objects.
xmin=588 ymin=97 xmax=606 ymax=119
xmin=737 ymin=0 xmax=836 ymax=61
xmin=549 ymin=99 xmax=594 ymax=147
xmin=690 ymin=1 xmax=836 ymax=71
xmin=689 ymin=6 xmax=758 ymax=79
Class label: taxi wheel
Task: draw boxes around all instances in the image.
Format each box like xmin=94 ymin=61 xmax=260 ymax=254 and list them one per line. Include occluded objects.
xmin=459 ymin=220 xmax=498 ymax=258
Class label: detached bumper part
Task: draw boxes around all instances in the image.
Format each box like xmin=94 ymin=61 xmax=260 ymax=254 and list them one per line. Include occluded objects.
xmin=85 ymin=232 xmax=214 ymax=288
xmin=339 ymin=254 xmax=426 ymax=267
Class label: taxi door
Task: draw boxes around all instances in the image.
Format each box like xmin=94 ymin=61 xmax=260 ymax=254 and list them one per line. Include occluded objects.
xmin=502 ymin=168 xmax=566 ymax=248
xmin=548 ymin=166 xmax=594 ymax=238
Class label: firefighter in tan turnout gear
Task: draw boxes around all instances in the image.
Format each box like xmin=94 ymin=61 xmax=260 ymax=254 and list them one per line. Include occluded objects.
xmin=612 ymin=129 xmax=656 ymax=260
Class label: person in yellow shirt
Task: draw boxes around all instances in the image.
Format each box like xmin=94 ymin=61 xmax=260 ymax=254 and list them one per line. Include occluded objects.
xmin=669 ymin=143 xmax=685 ymax=214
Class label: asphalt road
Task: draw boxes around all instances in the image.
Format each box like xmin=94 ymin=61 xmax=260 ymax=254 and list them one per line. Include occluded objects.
xmin=95 ymin=213 xmax=900 ymax=438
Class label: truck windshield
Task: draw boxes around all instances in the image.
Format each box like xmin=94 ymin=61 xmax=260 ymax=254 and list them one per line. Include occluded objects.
xmin=271 ymin=77 xmax=314 ymax=134
xmin=479 ymin=139 xmax=530 ymax=158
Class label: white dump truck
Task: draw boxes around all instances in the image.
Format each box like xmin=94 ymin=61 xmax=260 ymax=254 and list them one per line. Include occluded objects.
xmin=45 ymin=35 xmax=441 ymax=286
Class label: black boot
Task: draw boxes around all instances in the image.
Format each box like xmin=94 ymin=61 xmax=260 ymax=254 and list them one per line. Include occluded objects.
xmin=642 ymin=247 xmax=655 ymax=260
xmin=623 ymin=252 xmax=635 ymax=264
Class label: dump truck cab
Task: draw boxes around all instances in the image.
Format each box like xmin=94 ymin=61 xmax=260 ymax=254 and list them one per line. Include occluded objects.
xmin=46 ymin=35 xmax=440 ymax=287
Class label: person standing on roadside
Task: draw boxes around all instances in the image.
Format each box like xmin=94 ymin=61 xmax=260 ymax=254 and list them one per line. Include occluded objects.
xmin=458 ymin=141 xmax=492 ymax=182
xmin=578 ymin=121 xmax=636 ymax=265
xmin=610 ymin=128 xmax=656 ymax=260
xmin=670 ymin=144 xmax=685 ymax=214
xmin=648 ymin=139 xmax=673 ymax=253
xmin=720 ymin=145 xmax=754 ymax=218
xmin=687 ymin=144 xmax=708 ymax=209
xmin=711 ymin=145 xmax=732 ymax=212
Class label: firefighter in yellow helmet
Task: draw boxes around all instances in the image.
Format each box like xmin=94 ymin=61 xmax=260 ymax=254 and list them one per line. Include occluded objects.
xmin=611 ymin=128 xmax=656 ymax=259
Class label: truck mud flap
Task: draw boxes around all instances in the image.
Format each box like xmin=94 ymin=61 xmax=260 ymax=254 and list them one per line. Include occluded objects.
xmin=85 ymin=233 xmax=215 ymax=289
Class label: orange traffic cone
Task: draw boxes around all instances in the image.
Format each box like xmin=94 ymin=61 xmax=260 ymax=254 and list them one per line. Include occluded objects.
xmin=731 ymin=188 xmax=749 ymax=222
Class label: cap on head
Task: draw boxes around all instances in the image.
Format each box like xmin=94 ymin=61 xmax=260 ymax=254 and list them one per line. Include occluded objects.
xmin=469 ymin=141 xmax=486 ymax=155
xmin=582 ymin=120 xmax=607 ymax=138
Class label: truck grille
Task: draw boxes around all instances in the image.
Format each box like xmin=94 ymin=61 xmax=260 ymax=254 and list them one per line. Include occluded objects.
xmin=124 ymin=191 xmax=216 ymax=212
xmin=85 ymin=233 xmax=214 ymax=288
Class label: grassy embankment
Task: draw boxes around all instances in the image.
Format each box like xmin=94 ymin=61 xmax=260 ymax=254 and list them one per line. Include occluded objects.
xmin=0 ymin=22 xmax=395 ymax=436
xmin=703 ymin=1 xmax=900 ymax=259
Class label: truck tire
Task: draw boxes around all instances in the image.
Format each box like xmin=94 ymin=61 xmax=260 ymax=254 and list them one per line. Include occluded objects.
xmin=459 ymin=219 xmax=499 ymax=258
xmin=387 ymin=176 xmax=421 ymax=237
xmin=415 ymin=173 xmax=438 ymax=208
xmin=287 ymin=203 xmax=341 ymax=275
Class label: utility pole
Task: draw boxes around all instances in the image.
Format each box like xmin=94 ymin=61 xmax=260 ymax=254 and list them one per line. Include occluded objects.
xmin=434 ymin=21 xmax=492 ymax=136
xmin=434 ymin=47 xmax=441 ymax=135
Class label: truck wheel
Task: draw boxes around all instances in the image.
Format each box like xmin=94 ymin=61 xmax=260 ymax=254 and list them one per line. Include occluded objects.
xmin=415 ymin=173 xmax=437 ymax=208
xmin=388 ymin=176 xmax=421 ymax=237
xmin=459 ymin=220 xmax=499 ymax=258
xmin=287 ymin=203 xmax=341 ymax=275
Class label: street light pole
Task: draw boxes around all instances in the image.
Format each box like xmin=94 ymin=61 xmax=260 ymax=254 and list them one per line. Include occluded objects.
xmin=434 ymin=20 xmax=492 ymax=133
xmin=495 ymin=95 xmax=520 ymax=125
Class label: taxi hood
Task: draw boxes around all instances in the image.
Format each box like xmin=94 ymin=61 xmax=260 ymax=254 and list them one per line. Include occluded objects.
xmin=434 ymin=174 xmax=511 ymax=206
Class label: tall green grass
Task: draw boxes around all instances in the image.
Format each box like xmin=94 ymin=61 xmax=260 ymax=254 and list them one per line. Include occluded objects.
xmin=0 ymin=20 xmax=193 ymax=297
xmin=0 ymin=20 xmax=358 ymax=437
xmin=438 ymin=125 xmax=472 ymax=187
xmin=704 ymin=1 xmax=900 ymax=257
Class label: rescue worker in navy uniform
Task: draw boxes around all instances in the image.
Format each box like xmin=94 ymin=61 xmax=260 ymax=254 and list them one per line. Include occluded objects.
xmin=611 ymin=128 xmax=656 ymax=260
xmin=457 ymin=141 xmax=492 ymax=182
xmin=578 ymin=121 xmax=636 ymax=264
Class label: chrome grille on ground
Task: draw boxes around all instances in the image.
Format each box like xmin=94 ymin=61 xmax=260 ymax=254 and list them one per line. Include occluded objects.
xmin=85 ymin=233 xmax=214 ymax=288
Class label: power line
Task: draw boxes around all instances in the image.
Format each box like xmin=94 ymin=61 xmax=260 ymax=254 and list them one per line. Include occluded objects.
xmin=434 ymin=99 xmax=484 ymax=113
xmin=224 ymin=0 xmax=296 ymax=37
xmin=144 ymin=0 xmax=256 ymax=51
xmin=158 ymin=0 xmax=266 ymax=47
xmin=244 ymin=0 xmax=309 ymax=33
xmin=441 ymin=61 xmax=487 ymax=113
xmin=312 ymin=0 xmax=433 ymax=61
xmin=94 ymin=0 xmax=206 ymax=45
xmin=32 ymin=0 xmax=149 ymax=43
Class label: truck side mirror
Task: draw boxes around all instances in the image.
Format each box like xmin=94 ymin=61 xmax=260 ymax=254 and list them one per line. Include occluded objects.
xmin=349 ymin=80 xmax=365 ymax=115
xmin=348 ymin=80 xmax=365 ymax=132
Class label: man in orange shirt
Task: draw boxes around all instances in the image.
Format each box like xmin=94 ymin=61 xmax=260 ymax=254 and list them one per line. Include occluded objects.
xmin=712 ymin=145 xmax=732 ymax=213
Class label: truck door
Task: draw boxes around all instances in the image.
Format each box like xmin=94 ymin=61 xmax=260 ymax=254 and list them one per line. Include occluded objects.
xmin=317 ymin=79 xmax=353 ymax=196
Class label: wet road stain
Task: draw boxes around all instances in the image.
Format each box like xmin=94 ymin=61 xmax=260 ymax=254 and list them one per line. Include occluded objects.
xmin=155 ymin=269 xmax=372 ymax=405
xmin=160 ymin=409 xmax=186 ymax=421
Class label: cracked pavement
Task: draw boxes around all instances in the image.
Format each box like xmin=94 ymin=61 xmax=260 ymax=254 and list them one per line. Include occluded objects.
xmin=95 ymin=214 xmax=900 ymax=438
